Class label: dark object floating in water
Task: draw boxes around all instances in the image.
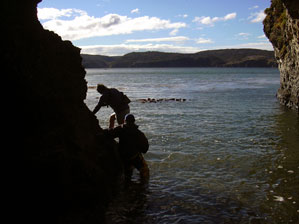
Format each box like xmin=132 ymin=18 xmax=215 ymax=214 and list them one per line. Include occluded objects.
xmin=137 ymin=98 xmax=187 ymax=103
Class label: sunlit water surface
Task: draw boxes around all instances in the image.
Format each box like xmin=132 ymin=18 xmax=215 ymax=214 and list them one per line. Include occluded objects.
xmin=84 ymin=68 xmax=299 ymax=224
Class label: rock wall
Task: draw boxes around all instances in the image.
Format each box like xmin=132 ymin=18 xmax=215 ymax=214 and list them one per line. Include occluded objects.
xmin=3 ymin=0 xmax=121 ymax=223
xmin=264 ymin=0 xmax=299 ymax=111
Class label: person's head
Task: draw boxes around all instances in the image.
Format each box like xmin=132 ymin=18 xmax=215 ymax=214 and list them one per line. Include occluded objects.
xmin=96 ymin=84 xmax=108 ymax=94
xmin=124 ymin=113 xmax=135 ymax=125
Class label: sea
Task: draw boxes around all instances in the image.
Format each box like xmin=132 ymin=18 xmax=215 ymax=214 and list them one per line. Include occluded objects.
xmin=84 ymin=68 xmax=299 ymax=224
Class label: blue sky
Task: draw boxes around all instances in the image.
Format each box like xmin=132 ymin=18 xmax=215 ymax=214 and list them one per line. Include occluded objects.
xmin=38 ymin=0 xmax=273 ymax=56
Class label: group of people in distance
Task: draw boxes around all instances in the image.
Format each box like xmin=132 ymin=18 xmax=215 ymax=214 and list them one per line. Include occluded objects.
xmin=92 ymin=84 xmax=149 ymax=182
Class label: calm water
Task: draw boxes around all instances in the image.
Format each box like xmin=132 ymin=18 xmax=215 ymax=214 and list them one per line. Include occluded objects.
xmin=84 ymin=68 xmax=299 ymax=224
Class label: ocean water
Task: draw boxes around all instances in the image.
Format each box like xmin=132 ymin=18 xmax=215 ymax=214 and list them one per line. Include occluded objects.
xmin=84 ymin=68 xmax=299 ymax=224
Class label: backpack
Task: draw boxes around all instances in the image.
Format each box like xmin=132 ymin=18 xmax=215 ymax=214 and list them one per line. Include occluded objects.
xmin=121 ymin=93 xmax=131 ymax=104
xmin=136 ymin=129 xmax=149 ymax=154
xmin=108 ymin=89 xmax=131 ymax=111
xmin=109 ymin=89 xmax=130 ymax=104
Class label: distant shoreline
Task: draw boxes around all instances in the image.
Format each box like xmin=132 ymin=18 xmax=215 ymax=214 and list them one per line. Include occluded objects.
xmin=84 ymin=67 xmax=279 ymax=69
xmin=81 ymin=48 xmax=277 ymax=68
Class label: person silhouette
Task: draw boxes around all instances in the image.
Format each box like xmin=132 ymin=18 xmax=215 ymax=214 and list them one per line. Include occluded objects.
xmin=93 ymin=84 xmax=131 ymax=129
xmin=107 ymin=114 xmax=150 ymax=181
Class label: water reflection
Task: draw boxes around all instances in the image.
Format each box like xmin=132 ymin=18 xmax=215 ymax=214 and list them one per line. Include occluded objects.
xmin=88 ymin=68 xmax=298 ymax=223
xmin=105 ymin=177 xmax=151 ymax=224
xmin=260 ymin=107 xmax=299 ymax=223
xmin=104 ymin=107 xmax=299 ymax=224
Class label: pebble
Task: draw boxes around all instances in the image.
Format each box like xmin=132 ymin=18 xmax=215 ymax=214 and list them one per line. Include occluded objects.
xmin=273 ymin=196 xmax=284 ymax=202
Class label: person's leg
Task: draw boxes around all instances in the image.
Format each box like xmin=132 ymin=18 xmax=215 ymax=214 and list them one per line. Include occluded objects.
xmin=124 ymin=162 xmax=134 ymax=181
xmin=139 ymin=155 xmax=150 ymax=179
xmin=116 ymin=108 xmax=130 ymax=125
xmin=109 ymin=113 xmax=116 ymax=129
xmin=132 ymin=154 xmax=150 ymax=180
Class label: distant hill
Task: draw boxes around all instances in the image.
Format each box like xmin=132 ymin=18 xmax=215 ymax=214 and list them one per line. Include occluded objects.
xmin=81 ymin=49 xmax=277 ymax=68
xmin=81 ymin=54 xmax=120 ymax=68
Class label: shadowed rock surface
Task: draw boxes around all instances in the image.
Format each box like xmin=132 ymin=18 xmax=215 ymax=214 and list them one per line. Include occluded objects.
xmin=264 ymin=0 xmax=299 ymax=111
xmin=3 ymin=0 xmax=122 ymax=223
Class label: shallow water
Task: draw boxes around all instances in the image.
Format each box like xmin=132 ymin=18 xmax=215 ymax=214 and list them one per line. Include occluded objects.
xmin=85 ymin=68 xmax=299 ymax=224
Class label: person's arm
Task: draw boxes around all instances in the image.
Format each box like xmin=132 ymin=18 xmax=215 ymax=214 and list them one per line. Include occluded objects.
xmin=92 ymin=102 xmax=102 ymax=114
xmin=107 ymin=126 xmax=122 ymax=138
xmin=92 ymin=94 xmax=108 ymax=114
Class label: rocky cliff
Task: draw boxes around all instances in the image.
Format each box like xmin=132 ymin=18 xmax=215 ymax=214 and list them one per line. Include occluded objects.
xmin=264 ymin=0 xmax=299 ymax=111
xmin=3 ymin=0 xmax=121 ymax=223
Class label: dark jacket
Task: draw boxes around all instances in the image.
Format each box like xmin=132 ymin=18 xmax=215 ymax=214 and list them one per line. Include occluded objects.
xmin=93 ymin=88 xmax=130 ymax=114
xmin=109 ymin=124 xmax=149 ymax=160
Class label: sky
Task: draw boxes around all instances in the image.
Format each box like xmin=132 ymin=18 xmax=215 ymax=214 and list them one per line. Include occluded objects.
xmin=37 ymin=0 xmax=273 ymax=56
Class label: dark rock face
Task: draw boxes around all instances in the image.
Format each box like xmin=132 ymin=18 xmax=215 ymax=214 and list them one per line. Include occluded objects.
xmin=3 ymin=0 xmax=121 ymax=223
xmin=264 ymin=0 xmax=299 ymax=111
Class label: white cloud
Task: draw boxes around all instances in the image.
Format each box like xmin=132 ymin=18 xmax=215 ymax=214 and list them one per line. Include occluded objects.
xmin=249 ymin=10 xmax=266 ymax=23
xmin=249 ymin=5 xmax=259 ymax=10
xmin=224 ymin=13 xmax=237 ymax=20
xmin=193 ymin=16 xmax=216 ymax=25
xmin=80 ymin=43 xmax=202 ymax=56
xmin=238 ymin=32 xmax=250 ymax=36
xmin=38 ymin=8 xmax=87 ymax=20
xmin=257 ymin=34 xmax=266 ymax=39
xmin=169 ymin=28 xmax=179 ymax=36
xmin=177 ymin=14 xmax=188 ymax=18
xmin=131 ymin=8 xmax=139 ymax=14
xmin=236 ymin=32 xmax=251 ymax=40
xmin=126 ymin=36 xmax=190 ymax=43
xmin=193 ymin=12 xmax=236 ymax=26
xmin=38 ymin=8 xmax=186 ymax=41
xmin=196 ymin=38 xmax=213 ymax=44
xmin=217 ymin=41 xmax=274 ymax=51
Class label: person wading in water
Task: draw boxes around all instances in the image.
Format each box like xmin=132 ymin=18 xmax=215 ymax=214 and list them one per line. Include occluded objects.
xmin=106 ymin=114 xmax=150 ymax=182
